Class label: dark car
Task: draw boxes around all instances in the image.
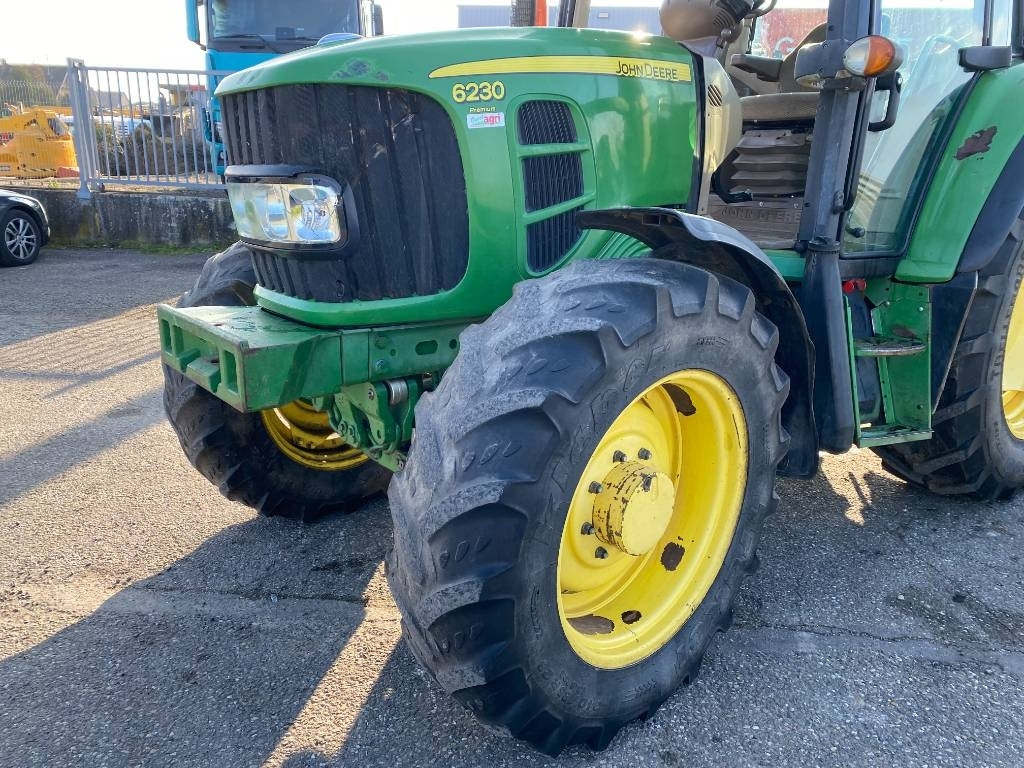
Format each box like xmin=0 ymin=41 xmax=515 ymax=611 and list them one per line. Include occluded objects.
xmin=0 ymin=189 xmax=50 ymax=267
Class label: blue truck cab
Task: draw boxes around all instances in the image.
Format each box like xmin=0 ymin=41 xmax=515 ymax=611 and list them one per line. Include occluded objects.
xmin=185 ymin=0 xmax=382 ymax=174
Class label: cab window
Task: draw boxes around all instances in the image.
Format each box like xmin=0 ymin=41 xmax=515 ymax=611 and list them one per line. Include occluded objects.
xmin=843 ymin=0 xmax=1011 ymax=254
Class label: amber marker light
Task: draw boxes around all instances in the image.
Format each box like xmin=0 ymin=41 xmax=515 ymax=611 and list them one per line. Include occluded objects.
xmin=843 ymin=35 xmax=903 ymax=77
xmin=535 ymin=0 xmax=548 ymax=26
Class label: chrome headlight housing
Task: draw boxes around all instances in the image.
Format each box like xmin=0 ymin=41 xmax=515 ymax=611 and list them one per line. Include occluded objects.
xmin=225 ymin=168 xmax=356 ymax=249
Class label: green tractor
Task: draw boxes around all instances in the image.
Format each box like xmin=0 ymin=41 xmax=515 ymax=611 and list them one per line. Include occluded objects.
xmin=158 ymin=0 xmax=1024 ymax=754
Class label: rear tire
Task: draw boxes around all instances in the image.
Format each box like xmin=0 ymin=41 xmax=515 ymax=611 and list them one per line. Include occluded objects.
xmin=163 ymin=242 xmax=390 ymax=520
xmin=874 ymin=214 xmax=1024 ymax=499
xmin=387 ymin=259 xmax=789 ymax=754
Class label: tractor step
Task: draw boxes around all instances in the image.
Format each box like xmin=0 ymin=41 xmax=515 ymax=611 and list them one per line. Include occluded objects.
xmin=858 ymin=425 xmax=933 ymax=447
xmin=854 ymin=335 xmax=926 ymax=357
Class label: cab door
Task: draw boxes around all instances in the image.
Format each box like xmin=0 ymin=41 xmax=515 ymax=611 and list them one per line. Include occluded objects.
xmin=843 ymin=0 xmax=1017 ymax=256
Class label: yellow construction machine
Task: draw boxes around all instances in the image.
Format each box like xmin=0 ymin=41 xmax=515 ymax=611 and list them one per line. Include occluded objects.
xmin=0 ymin=107 xmax=77 ymax=179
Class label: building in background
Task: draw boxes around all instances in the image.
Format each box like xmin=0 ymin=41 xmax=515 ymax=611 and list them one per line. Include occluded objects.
xmin=458 ymin=5 xmax=663 ymax=33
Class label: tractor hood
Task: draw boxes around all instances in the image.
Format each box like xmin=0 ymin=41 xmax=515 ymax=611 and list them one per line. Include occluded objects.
xmin=216 ymin=27 xmax=702 ymax=328
xmin=216 ymin=27 xmax=696 ymax=96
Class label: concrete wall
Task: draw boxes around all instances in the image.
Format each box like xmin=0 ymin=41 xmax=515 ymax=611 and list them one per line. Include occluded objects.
xmin=22 ymin=188 xmax=236 ymax=248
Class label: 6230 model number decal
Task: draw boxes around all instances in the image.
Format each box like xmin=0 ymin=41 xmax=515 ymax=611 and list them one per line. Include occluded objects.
xmin=452 ymin=81 xmax=506 ymax=103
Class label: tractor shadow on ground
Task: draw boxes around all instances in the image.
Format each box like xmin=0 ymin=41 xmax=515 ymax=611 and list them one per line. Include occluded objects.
xmin=3 ymin=455 xmax=1021 ymax=768
xmin=0 ymin=502 xmax=391 ymax=767
xmin=740 ymin=454 xmax=1024 ymax=655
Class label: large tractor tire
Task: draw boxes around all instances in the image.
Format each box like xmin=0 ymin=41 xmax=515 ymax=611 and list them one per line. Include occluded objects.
xmin=875 ymin=213 xmax=1024 ymax=499
xmin=387 ymin=259 xmax=789 ymax=754
xmin=163 ymin=242 xmax=390 ymax=520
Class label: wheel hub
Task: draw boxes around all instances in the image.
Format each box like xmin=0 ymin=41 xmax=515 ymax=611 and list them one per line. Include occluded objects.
xmin=557 ymin=369 xmax=748 ymax=670
xmin=591 ymin=460 xmax=675 ymax=556
xmin=261 ymin=400 xmax=368 ymax=471
xmin=5 ymin=217 xmax=36 ymax=260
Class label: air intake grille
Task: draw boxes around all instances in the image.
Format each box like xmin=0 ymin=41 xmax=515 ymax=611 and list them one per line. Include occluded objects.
xmin=222 ymin=85 xmax=468 ymax=303
xmin=517 ymin=100 xmax=586 ymax=272
xmin=527 ymin=206 xmax=584 ymax=273
xmin=523 ymin=153 xmax=584 ymax=213
xmin=517 ymin=100 xmax=578 ymax=145
xmin=708 ymin=84 xmax=724 ymax=108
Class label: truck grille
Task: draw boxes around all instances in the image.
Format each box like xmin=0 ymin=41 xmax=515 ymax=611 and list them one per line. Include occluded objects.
xmin=222 ymin=85 xmax=469 ymax=303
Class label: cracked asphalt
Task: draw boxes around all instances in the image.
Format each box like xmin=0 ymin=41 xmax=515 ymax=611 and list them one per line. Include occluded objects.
xmin=1 ymin=247 xmax=1023 ymax=767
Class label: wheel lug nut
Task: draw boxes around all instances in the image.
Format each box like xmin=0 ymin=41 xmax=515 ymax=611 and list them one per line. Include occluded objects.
xmin=580 ymin=522 xmax=595 ymax=535
xmin=638 ymin=448 xmax=652 ymax=460
xmin=588 ymin=482 xmax=603 ymax=494
xmin=612 ymin=450 xmax=626 ymax=462
xmin=595 ymin=547 xmax=608 ymax=559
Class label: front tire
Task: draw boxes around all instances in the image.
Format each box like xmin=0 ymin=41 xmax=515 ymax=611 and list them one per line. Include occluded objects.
xmin=387 ymin=259 xmax=789 ymax=754
xmin=163 ymin=242 xmax=390 ymax=520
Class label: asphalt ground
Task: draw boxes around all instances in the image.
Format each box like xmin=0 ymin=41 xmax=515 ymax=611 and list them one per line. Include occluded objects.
xmin=1 ymin=247 xmax=1023 ymax=768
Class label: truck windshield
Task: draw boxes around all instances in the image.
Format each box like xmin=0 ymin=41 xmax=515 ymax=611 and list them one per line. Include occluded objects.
xmin=208 ymin=0 xmax=361 ymax=49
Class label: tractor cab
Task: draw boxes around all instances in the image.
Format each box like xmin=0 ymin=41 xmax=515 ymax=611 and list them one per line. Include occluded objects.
xmin=653 ymin=0 xmax=1009 ymax=253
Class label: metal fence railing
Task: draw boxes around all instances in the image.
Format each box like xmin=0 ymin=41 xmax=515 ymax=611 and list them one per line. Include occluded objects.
xmin=64 ymin=59 xmax=233 ymax=196
xmin=4 ymin=61 xmax=238 ymax=196
xmin=0 ymin=79 xmax=73 ymax=112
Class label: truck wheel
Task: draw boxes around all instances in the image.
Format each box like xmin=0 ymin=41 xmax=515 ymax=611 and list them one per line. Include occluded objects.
xmin=162 ymin=242 xmax=390 ymax=520
xmin=387 ymin=259 xmax=789 ymax=755
xmin=874 ymin=214 xmax=1024 ymax=499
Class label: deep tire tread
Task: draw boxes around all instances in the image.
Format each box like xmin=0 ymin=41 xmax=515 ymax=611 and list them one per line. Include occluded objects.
xmin=387 ymin=259 xmax=787 ymax=755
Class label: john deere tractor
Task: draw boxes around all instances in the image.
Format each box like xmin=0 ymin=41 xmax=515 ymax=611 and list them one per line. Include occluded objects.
xmin=158 ymin=0 xmax=1024 ymax=754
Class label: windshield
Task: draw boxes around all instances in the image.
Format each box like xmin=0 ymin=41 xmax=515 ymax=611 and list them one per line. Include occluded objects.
xmin=750 ymin=0 xmax=828 ymax=58
xmin=208 ymin=0 xmax=361 ymax=49
xmin=583 ymin=4 xmax=662 ymax=33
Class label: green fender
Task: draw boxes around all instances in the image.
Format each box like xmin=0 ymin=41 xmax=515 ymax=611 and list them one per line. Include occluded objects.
xmin=897 ymin=65 xmax=1024 ymax=283
xmin=578 ymin=207 xmax=819 ymax=478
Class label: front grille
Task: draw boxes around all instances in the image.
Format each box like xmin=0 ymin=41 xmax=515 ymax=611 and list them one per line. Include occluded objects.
xmin=222 ymin=85 xmax=469 ymax=303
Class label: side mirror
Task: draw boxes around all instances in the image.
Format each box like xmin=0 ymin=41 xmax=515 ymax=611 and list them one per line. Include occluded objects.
xmin=185 ymin=0 xmax=201 ymax=45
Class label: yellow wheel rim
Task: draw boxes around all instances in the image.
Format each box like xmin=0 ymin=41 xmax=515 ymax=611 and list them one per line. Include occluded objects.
xmin=557 ymin=369 xmax=748 ymax=669
xmin=1003 ymin=283 xmax=1024 ymax=440
xmin=261 ymin=401 xmax=369 ymax=471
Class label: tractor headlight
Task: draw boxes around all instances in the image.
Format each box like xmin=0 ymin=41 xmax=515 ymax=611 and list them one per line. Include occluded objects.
xmin=227 ymin=179 xmax=345 ymax=245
